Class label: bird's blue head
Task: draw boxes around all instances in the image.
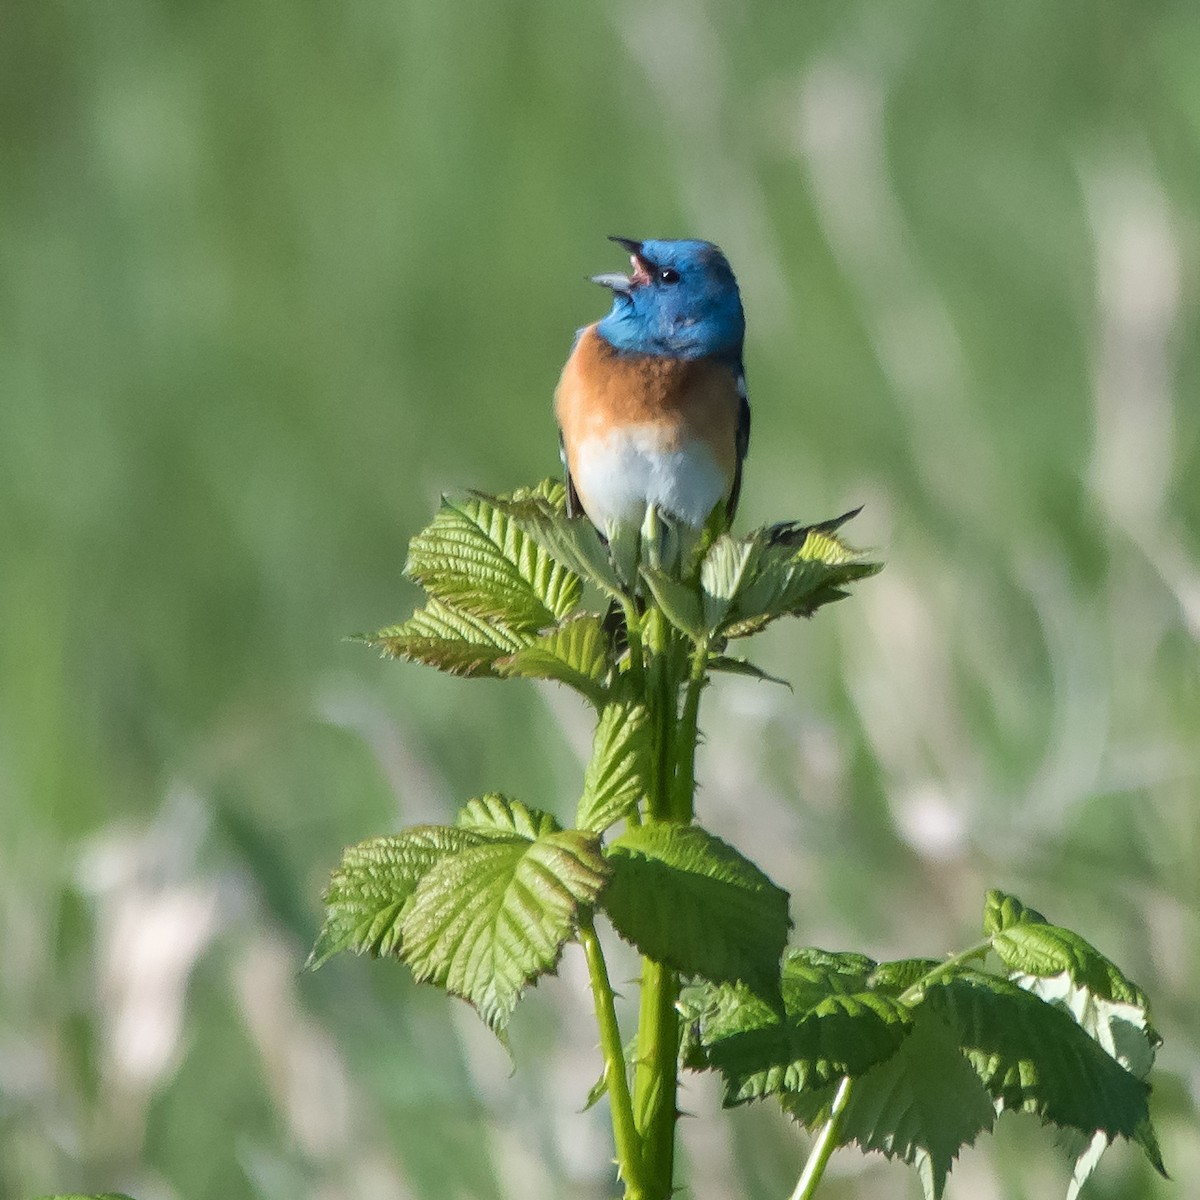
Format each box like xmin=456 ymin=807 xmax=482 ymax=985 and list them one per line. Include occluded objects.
xmin=592 ymin=237 xmax=745 ymax=362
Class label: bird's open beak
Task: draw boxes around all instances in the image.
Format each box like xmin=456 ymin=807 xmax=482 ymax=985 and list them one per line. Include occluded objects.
xmin=591 ymin=236 xmax=654 ymax=295
xmin=589 ymin=271 xmax=634 ymax=295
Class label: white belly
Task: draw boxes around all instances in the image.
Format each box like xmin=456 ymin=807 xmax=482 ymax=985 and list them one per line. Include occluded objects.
xmin=573 ymin=426 xmax=726 ymax=530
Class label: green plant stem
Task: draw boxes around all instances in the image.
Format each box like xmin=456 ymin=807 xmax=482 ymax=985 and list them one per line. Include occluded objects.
xmin=622 ymin=595 xmax=646 ymax=694
xmin=646 ymin=621 xmax=675 ymax=821
xmin=899 ymin=939 xmax=992 ymax=1004
xmin=789 ymin=1075 xmax=854 ymax=1200
xmin=630 ymin=628 xmax=683 ymax=1197
xmin=580 ymin=917 xmax=646 ymax=1196
xmin=632 ymin=956 xmax=679 ymax=1196
xmin=672 ymin=637 xmax=709 ymax=822
xmin=629 ymin=511 xmax=691 ymax=1197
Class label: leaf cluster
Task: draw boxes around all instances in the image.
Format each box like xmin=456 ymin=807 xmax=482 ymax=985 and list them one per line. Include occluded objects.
xmin=314 ymin=482 xmax=1163 ymax=1199
xmin=358 ymin=481 xmax=877 ymax=688
xmin=681 ymin=889 xmax=1164 ymax=1199
xmin=311 ymin=795 xmax=792 ymax=1034
xmin=317 ymin=483 xmax=875 ymax=1032
xmin=311 ymin=795 xmax=607 ymax=1031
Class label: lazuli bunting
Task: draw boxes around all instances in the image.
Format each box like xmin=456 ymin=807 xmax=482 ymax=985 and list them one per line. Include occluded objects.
xmin=555 ymin=237 xmax=749 ymax=533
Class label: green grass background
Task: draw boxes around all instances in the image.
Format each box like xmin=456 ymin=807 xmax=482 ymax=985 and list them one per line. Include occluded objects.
xmin=2 ymin=1 xmax=1198 ymax=1197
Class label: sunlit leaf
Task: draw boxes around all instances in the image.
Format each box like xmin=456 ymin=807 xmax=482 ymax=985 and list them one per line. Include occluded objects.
xmin=399 ymin=810 xmax=609 ymax=1032
xmin=309 ymin=827 xmax=481 ymax=967
xmin=362 ymin=596 xmax=531 ymax=677
xmin=728 ymin=543 xmax=879 ymax=634
xmin=983 ymin=887 xmax=1048 ymax=934
xmin=406 ymin=482 xmax=581 ymax=631
xmin=576 ymin=698 xmax=651 ymax=832
xmin=639 ymin=565 xmax=705 ymax=639
xmin=496 ymin=614 xmax=611 ymax=705
xmin=992 ymin=921 xmax=1152 ymax=1013
xmin=869 ymin=958 xmax=944 ymax=994
xmin=606 ymin=520 xmax=643 ymax=591
xmin=781 ymin=947 xmax=878 ymax=1005
xmin=717 ymin=990 xmax=911 ymax=1102
xmin=698 ymin=535 xmax=762 ymax=629
xmin=488 ymin=489 xmax=627 ymax=601
xmin=602 ymin=825 xmax=790 ymax=992
xmin=682 ymin=515 xmax=881 ymax=639
xmin=985 ymin=891 xmax=1161 ymax=1081
xmin=455 ymin=793 xmax=561 ymax=840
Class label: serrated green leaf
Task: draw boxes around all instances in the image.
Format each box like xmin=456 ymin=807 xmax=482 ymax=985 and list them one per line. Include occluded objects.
xmin=763 ymin=507 xmax=863 ymax=551
xmin=794 ymin=525 xmax=865 ymax=566
xmin=487 ymin=490 xmax=627 ymax=601
xmin=309 ymin=827 xmax=482 ymax=967
xmin=606 ymin=520 xmax=643 ymax=590
xmin=707 ymin=656 xmax=792 ymax=688
xmin=983 ymin=887 xmax=1048 ymax=934
xmin=724 ymin=991 xmax=911 ymax=1102
xmin=576 ymin=699 xmax=651 ymax=832
xmin=784 ymin=1005 xmax=996 ymax=1200
xmin=34 ymin=1195 xmax=141 ymax=1200
xmin=925 ymin=973 xmax=1162 ymax=1172
xmin=685 ymin=950 xmax=911 ymax=1104
xmin=366 ymin=596 xmax=531 ymax=677
xmin=602 ymin=824 xmax=790 ymax=992
xmin=639 ymin=566 xmax=705 ymax=639
xmin=781 ymin=947 xmax=877 ymax=1007
xmin=406 ymin=482 xmax=582 ymax=632
xmin=992 ymin=922 xmax=1152 ymax=1012
xmin=984 ymin=890 xmax=1162 ymax=1107
xmin=399 ymin=825 xmax=609 ymax=1032
xmin=1015 ymin=969 xmax=1158 ymax=1078
xmin=869 ymin=958 xmax=944 ymax=994
xmin=680 ymin=516 xmax=882 ymax=639
xmin=699 ymin=535 xmax=763 ymax=629
xmin=495 ymin=614 xmax=611 ymax=705
xmin=455 ymin=793 xmax=561 ymax=840
xmin=729 ymin=543 xmax=879 ymax=634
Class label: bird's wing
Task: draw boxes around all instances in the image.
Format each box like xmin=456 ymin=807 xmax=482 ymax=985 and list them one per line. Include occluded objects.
xmin=557 ymin=326 xmax=592 ymax=520
xmin=559 ymin=429 xmax=584 ymax=519
xmin=725 ymin=367 xmax=751 ymax=523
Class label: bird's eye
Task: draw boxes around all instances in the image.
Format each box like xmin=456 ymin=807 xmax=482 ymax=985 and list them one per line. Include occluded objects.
xmin=658 ymin=268 xmax=680 ymax=284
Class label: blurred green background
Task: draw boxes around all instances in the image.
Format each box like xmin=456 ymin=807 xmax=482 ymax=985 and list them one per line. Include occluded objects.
xmin=2 ymin=0 xmax=1198 ymax=1197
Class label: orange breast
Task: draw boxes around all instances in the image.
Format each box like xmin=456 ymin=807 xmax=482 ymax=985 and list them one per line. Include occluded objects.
xmin=555 ymin=325 xmax=740 ymax=483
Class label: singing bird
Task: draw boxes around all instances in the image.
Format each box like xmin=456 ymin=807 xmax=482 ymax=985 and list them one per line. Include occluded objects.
xmin=555 ymin=237 xmax=749 ymax=534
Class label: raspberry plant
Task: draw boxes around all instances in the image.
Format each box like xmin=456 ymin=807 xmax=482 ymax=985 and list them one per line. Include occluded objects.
xmin=311 ymin=481 xmax=1164 ymax=1200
